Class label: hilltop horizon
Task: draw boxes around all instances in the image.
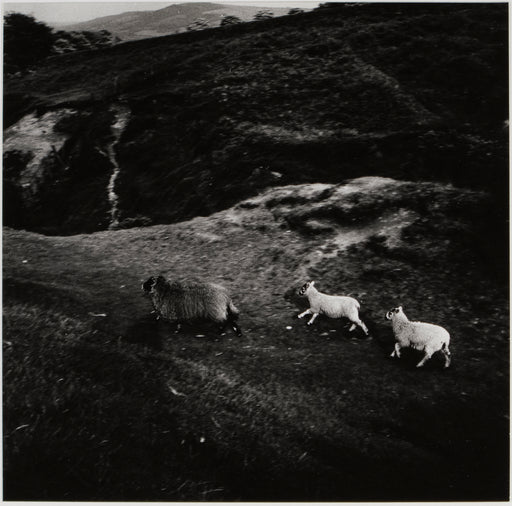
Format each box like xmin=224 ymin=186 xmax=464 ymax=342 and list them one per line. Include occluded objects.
xmin=3 ymin=0 xmax=320 ymax=24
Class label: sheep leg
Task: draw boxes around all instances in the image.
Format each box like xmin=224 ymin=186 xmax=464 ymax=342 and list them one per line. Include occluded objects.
xmin=219 ymin=316 xmax=243 ymax=337
xmin=227 ymin=319 xmax=242 ymax=337
xmin=416 ymin=350 xmax=433 ymax=368
xmin=231 ymin=322 xmax=243 ymax=337
xmin=441 ymin=347 xmax=451 ymax=368
xmin=298 ymin=309 xmax=312 ymax=319
xmin=307 ymin=313 xmax=319 ymax=325
xmin=349 ymin=318 xmax=369 ymax=335
xmin=390 ymin=342 xmax=402 ymax=358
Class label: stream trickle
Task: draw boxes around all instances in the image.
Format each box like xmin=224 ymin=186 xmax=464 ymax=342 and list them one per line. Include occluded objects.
xmin=106 ymin=104 xmax=130 ymax=229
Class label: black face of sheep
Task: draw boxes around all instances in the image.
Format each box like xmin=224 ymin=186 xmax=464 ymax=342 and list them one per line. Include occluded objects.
xmin=298 ymin=281 xmax=313 ymax=296
xmin=142 ymin=276 xmax=157 ymax=293
xmin=385 ymin=306 xmax=402 ymax=320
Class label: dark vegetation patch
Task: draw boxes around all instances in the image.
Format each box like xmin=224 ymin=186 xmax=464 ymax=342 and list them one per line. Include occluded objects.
xmin=3 ymin=302 xmax=225 ymax=501
xmin=3 ymin=3 xmax=508 ymax=234
xmin=4 ymin=289 xmax=508 ymax=501
xmin=3 ymin=12 xmax=119 ymax=76
xmin=4 ymin=107 xmax=116 ymax=234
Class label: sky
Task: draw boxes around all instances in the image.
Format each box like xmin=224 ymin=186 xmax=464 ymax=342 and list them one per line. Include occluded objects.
xmin=2 ymin=0 xmax=321 ymax=24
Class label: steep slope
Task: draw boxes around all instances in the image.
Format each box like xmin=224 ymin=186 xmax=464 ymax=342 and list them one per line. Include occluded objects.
xmin=3 ymin=177 xmax=509 ymax=501
xmin=58 ymin=2 xmax=291 ymax=40
xmin=3 ymin=3 xmax=508 ymax=238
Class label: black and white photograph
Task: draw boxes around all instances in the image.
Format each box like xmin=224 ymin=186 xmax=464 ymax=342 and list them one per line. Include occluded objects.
xmin=2 ymin=0 xmax=509 ymax=501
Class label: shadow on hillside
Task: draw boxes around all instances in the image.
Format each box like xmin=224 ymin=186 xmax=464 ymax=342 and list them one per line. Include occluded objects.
xmin=124 ymin=314 xmax=164 ymax=350
xmin=3 ymin=277 xmax=86 ymax=313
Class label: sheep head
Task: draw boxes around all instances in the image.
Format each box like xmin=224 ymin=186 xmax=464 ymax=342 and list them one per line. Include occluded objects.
xmin=142 ymin=275 xmax=166 ymax=293
xmin=298 ymin=280 xmax=315 ymax=296
xmin=385 ymin=306 xmax=404 ymax=320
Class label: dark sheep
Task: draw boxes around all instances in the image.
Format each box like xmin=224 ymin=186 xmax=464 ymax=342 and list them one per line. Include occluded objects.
xmin=142 ymin=275 xmax=242 ymax=336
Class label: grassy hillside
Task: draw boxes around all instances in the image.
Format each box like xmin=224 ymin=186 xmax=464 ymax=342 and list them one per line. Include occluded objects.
xmin=2 ymin=2 xmax=509 ymax=501
xmin=3 ymin=177 xmax=509 ymax=501
xmin=3 ymin=3 xmax=508 ymax=235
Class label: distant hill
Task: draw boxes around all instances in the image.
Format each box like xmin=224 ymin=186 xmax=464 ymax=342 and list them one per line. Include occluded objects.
xmin=56 ymin=2 xmax=293 ymax=40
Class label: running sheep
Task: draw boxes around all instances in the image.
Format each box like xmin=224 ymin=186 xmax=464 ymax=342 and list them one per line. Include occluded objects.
xmin=385 ymin=306 xmax=451 ymax=368
xmin=297 ymin=281 xmax=369 ymax=335
xmin=142 ymin=275 xmax=242 ymax=336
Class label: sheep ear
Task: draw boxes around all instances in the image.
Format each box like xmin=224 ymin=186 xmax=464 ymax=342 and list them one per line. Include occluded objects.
xmin=310 ymin=281 xmax=315 ymax=286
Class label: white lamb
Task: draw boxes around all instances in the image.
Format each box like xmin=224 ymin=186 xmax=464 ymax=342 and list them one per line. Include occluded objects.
xmin=297 ymin=281 xmax=369 ymax=335
xmin=385 ymin=306 xmax=451 ymax=368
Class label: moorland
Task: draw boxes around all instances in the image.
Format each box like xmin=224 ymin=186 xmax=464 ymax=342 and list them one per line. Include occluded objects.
xmin=3 ymin=2 xmax=509 ymax=501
